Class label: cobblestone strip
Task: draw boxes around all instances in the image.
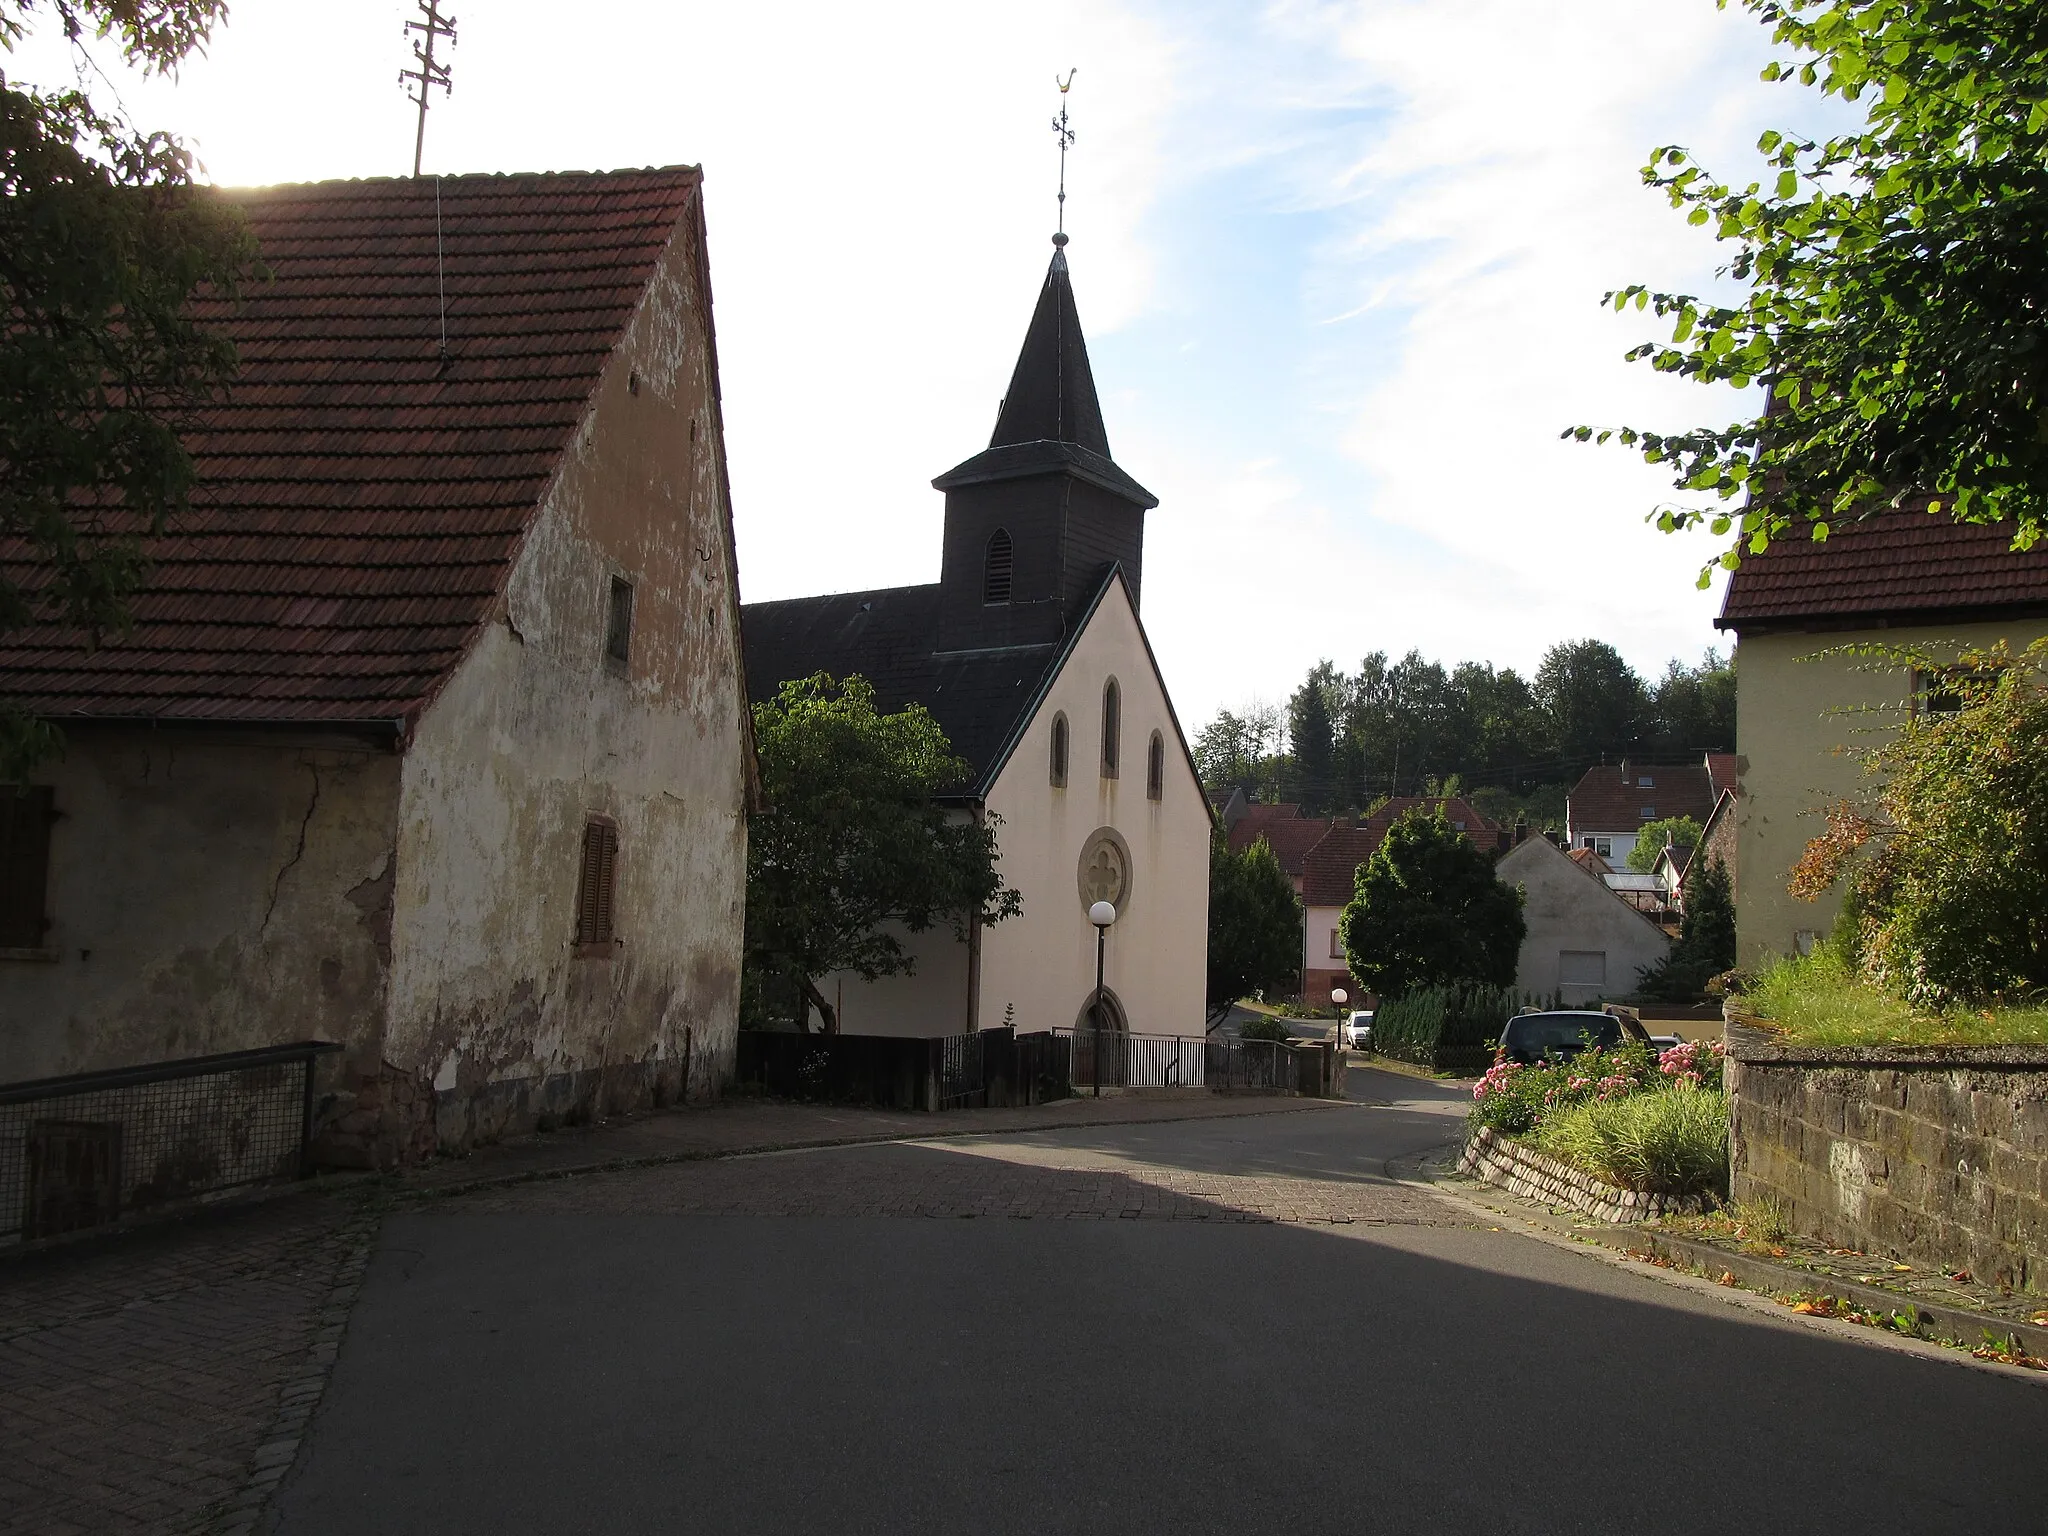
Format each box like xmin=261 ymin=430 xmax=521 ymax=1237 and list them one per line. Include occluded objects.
xmin=203 ymin=1208 xmax=379 ymax=1536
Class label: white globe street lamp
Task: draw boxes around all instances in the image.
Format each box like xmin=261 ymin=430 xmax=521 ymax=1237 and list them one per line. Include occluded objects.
xmin=1331 ymin=987 xmax=1349 ymax=1050
xmin=1089 ymin=901 xmax=1116 ymax=1097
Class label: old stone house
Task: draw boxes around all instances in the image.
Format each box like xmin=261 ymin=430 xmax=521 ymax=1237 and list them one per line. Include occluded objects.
xmin=0 ymin=169 xmax=755 ymax=1162
xmin=1715 ymin=511 xmax=2048 ymax=966
xmin=742 ymin=242 xmax=1210 ymax=1042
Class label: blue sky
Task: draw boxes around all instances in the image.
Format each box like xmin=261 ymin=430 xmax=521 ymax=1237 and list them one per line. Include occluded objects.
xmin=11 ymin=0 xmax=1860 ymax=726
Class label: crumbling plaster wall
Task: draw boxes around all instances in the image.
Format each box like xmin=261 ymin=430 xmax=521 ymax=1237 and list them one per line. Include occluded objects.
xmin=0 ymin=728 xmax=400 ymax=1083
xmin=382 ymin=209 xmax=750 ymax=1148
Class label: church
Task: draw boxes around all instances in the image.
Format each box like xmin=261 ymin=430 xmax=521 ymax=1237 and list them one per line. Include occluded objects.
xmin=742 ymin=238 xmax=1210 ymax=1042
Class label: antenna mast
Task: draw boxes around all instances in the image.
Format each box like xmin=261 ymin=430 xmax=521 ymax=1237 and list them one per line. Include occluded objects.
xmin=400 ymin=0 xmax=458 ymax=178
xmin=1051 ymin=69 xmax=1076 ymax=249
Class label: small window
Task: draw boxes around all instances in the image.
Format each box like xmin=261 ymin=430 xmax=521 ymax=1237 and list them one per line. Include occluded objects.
xmin=1146 ymin=731 xmax=1164 ymax=801
xmin=1559 ymin=950 xmax=1608 ymax=987
xmin=1639 ymin=806 xmax=1656 ymax=819
xmin=1638 ymin=776 xmax=1654 ymax=788
xmin=1329 ymin=928 xmax=1344 ymax=960
xmin=605 ymin=576 xmax=634 ymax=669
xmin=576 ymin=816 xmax=620 ymax=950
xmin=1593 ymin=837 xmax=1612 ymax=858
xmin=983 ymin=528 xmax=1014 ymax=605
xmin=1 ymin=786 xmax=55 ymax=949
xmin=1914 ymin=667 xmax=1993 ymax=718
xmin=1050 ymin=713 xmax=1069 ymax=788
xmin=1101 ymin=679 xmax=1121 ymax=778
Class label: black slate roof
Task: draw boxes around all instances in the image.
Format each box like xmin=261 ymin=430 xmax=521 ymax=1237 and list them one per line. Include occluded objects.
xmin=931 ymin=251 xmax=1156 ymax=509
xmin=740 ymin=582 xmax=1062 ymax=796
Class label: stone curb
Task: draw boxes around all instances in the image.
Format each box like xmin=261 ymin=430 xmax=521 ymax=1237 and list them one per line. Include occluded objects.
xmin=1432 ymin=1158 xmax=2048 ymax=1364
xmin=390 ymin=1097 xmax=1337 ymax=1203
xmin=203 ymin=1205 xmax=380 ymax=1536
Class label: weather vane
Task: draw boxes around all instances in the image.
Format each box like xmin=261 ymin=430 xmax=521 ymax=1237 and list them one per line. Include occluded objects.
xmin=1052 ymin=68 xmax=1077 ymax=248
xmin=399 ymin=0 xmax=458 ymax=178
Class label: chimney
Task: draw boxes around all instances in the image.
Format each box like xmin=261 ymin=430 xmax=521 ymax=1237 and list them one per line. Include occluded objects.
xmin=1543 ymin=829 xmax=1561 ymax=846
xmin=1514 ymin=819 xmax=1529 ymax=845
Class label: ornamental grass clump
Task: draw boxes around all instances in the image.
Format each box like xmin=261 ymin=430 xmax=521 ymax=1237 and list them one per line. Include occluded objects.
xmin=1532 ymin=1087 xmax=1730 ymax=1200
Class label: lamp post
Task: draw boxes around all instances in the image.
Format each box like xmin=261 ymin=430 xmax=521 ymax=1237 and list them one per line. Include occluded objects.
xmin=1089 ymin=900 xmax=1116 ymax=1098
xmin=1331 ymin=986 xmax=1349 ymax=1051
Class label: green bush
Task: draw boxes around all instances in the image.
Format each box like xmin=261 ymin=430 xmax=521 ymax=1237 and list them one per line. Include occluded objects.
xmin=1374 ymin=983 xmax=1516 ymax=1070
xmin=1790 ymin=639 xmax=2048 ymax=1009
xmin=1532 ymin=1087 xmax=1730 ymax=1199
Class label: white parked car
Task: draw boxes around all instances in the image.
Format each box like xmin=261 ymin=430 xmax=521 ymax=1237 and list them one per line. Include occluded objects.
xmin=1343 ymin=1010 xmax=1375 ymax=1049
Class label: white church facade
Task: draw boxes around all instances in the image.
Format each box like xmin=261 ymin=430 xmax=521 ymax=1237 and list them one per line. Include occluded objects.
xmin=741 ymin=244 xmax=1210 ymax=1042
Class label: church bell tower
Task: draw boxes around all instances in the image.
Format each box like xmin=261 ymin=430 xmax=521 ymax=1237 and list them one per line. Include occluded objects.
xmin=933 ymin=242 xmax=1157 ymax=654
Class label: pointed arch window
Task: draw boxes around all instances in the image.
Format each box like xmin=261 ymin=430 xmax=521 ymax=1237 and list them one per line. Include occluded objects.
xmin=983 ymin=527 xmax=1014 ymax=605
xmin=1147 ymin=731 xmax=1165 ymax=801
xmin=1050 ymin=712 xmax=1069 ymax=788
xmin=1101 ymin=678 xmax=1121 ymax=778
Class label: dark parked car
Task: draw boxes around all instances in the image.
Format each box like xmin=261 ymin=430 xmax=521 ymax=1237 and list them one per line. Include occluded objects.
xmin=1495 ymin=1011 xmax=1624 ymax=1065
xmin=1496 ymin=1010 xmax=1678 ymax=1064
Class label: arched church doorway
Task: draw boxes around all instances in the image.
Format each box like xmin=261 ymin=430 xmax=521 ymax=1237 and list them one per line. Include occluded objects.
xmin=1073 ymin=987 xmax=1128 ymax=1088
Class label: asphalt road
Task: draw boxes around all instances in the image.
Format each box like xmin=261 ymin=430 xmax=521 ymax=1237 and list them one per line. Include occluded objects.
xmin=266 ymin=1078 xmax=2048 ymax=1535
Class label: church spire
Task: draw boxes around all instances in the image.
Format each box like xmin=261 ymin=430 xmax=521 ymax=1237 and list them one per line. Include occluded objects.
xmin=986 ymin=249 xmax=1111 ymax=456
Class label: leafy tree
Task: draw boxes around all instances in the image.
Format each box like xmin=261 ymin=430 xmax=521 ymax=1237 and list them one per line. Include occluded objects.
xmin=1534 ymin=640 xmax=1646 ymax=765
xmin=1577 ymin=0 xmax=2048 ymax=579
xmin=1646 ymin=650 xmax=1736 ymax=753
xmin=1205 ymin=832 xmax=1303 ymax=1024
xmin=745 ymin=674 xmax=1022 ymax=1033
xmin=1791 ymin=639 xmax=2048 ymax=1007
xmin=1287 ymin=662 xmax=1338 ymax=812
xmin=1626 ymin=814 xmax=1705 ymax=872
xmin=2 ymin=0 xmax=258 ymax=778
xmin=1340 ymin=809 xmax=1526 ymax=998
xmin=1637 ymin=854 xmax=1737 ymax=1000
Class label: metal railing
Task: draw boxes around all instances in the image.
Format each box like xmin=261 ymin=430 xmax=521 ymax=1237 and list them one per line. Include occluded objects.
xmin=0 ymin=1041 xmax=343 ymax=1243
xmin=1059 ymin=1028 xmax=1211 ymax=1091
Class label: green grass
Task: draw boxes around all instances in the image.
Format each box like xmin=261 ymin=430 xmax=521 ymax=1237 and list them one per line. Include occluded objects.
xmin=1747 ymin=950 xmax=2048 ymax=1047
xmin=1531 ymin=1087 xmax=1730 ymax=1199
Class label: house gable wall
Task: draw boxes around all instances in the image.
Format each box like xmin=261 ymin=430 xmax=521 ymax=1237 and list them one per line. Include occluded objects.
xmin=382 ymin=215 xmax=750 ymax=1147
xmin=1498 ymin=837 xmax=1671 ymax=1006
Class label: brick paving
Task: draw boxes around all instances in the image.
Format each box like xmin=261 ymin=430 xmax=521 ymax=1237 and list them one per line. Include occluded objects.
xmin=0 ymin=1191 xmax=370 ymax=1536
xmin=0 ymin=1092 xmax=1384 ymax=1536
xmin=448 ymin=1135 xmax=1458 ymax=1226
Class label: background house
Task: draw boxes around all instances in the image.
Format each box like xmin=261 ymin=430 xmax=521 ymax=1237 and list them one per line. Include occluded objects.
xmin=0 ymin=169 xmax=755 ymax=1162
xmin=1715 ymin=510 xmax=2048 ymax=965
xmin=1564 ymin=753 xmax=1730 ymax=867
xmin=1296 ymin=796 xmax=1514 ymax=1008
xmin=1496 ymin=835 xmax=1672 ymax=1006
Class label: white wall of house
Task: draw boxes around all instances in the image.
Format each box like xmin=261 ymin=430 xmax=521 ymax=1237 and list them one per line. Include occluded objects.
xmin=1498 ymin=836 xmax=1671 ymax=1006
xmin=1569 ymin=829 xmax=1640 ymax=868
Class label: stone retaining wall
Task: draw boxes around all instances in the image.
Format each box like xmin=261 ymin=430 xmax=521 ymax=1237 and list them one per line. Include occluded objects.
xmin=1727 ymin=1019 xmax=2048 ymax=1293
xmin=1459 ymin=1125 xmax=1701 ymax=1224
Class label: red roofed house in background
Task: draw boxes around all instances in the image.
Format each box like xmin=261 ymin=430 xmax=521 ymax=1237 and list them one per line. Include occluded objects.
xmin=0 ymin=170 xmax=756 ymax=1165
xmin=1297 ymin=797 xmax=1516 ymax=1008
xmin=1563 ymin=755 xmax=1722 ymax=869
xmin=1716 ymin=510 xmax=2048 ymax=965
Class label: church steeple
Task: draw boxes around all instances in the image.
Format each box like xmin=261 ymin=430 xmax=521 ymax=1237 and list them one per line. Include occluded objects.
xmin=987 ymin=248 xmax=1110 ymax=457
xmin=933 ymin=246 xmax=1156 ymax=654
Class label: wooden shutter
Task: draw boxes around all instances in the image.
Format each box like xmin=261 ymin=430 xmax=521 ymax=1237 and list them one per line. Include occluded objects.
xmin=577 ymin=818 xmax=619 ymax=947
xmin=0 ymin=787 xmax=54 ymax=949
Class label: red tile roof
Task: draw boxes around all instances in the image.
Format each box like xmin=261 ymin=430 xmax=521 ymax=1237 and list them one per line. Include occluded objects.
xmin=1567 ymin=762 xmax=1715 ymax=835
xmin=1230 ymin=811 xmax=1335 ymax=876
xmin=0 ymin=168 xmax=703 ymax=723
xmin=1704 ymin=751 xmax=1738 ymax=797
xmin=1298 ymin=798 xmax=1507 ymax=906
xmin=1569 ymin=845 xmax=1613 ymax=876
xmin=1716 ymin=508 xmax=2048 ymax=631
